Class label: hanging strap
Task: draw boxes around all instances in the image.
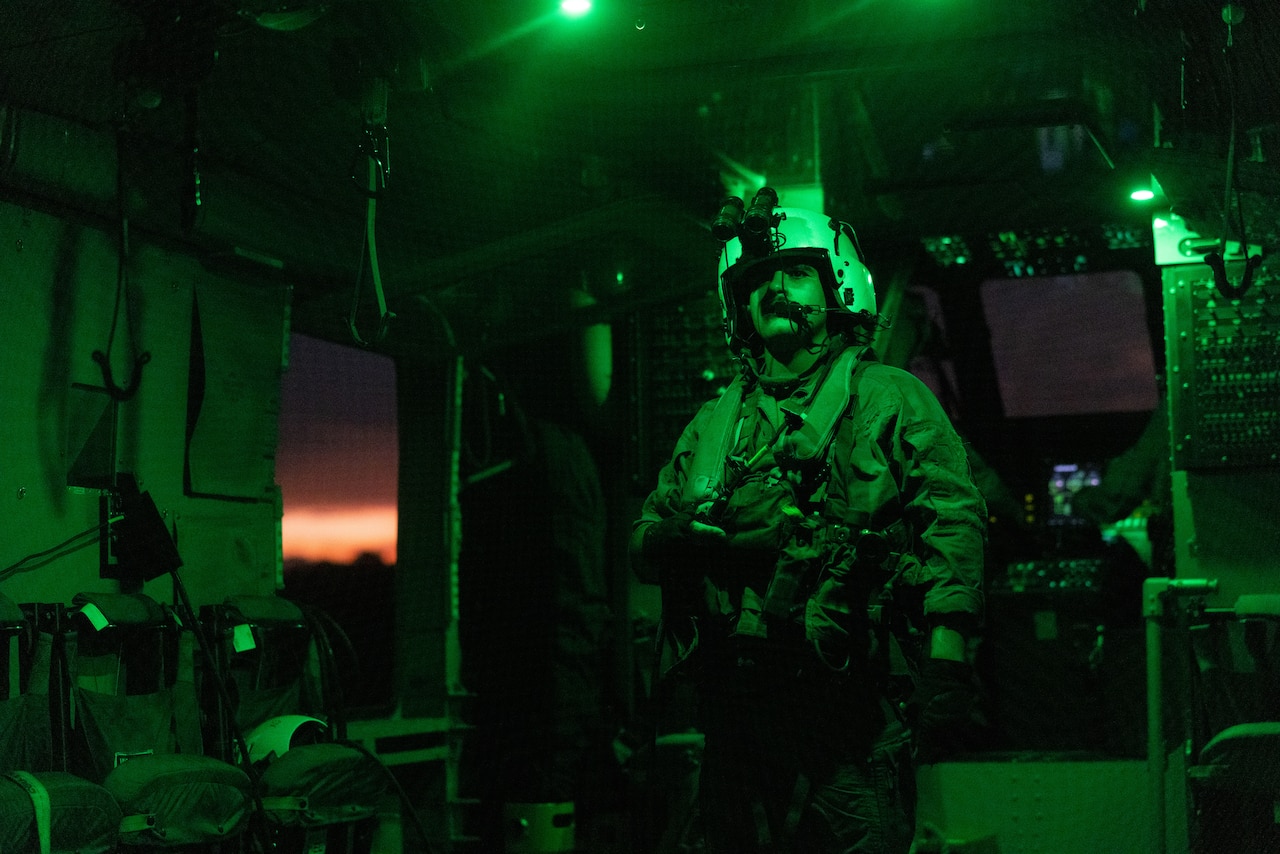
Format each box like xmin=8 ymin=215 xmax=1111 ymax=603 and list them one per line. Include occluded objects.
xmin=7 ymin=771 xmax=52 ymax=854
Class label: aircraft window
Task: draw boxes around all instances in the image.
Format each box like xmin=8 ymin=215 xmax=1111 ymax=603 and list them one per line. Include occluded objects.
xmin=980 ymin=271 xmax=1158 ymax=418
xmin=276 ymin=332 xmax=399 ymax=713
xmin=276 ymin=333 xmax=399 ymax=567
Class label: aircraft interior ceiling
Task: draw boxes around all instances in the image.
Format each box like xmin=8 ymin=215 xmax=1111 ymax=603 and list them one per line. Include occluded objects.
xmin=2 ymin=0 xmax=1276 ymax=352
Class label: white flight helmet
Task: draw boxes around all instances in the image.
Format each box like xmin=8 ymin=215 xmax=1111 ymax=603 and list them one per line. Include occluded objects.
xmin=244 ymin=714 xmax=328 ymax=764
xmin=715 ymin=197 xmax=876 ymax=355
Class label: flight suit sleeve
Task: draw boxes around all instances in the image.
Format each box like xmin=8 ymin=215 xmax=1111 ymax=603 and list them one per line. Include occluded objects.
xmin=629 ymin=400 xmax=716 ymax=583
xmin=889 ymin=373 xmax=987 ymax=626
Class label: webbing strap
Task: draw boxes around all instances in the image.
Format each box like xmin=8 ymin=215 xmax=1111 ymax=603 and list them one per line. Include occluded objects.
xmin=6 ymin=635 xmax=17 ymax=700
xmin=173 ymin=630 xmax=203 ymax=755
xmin=27 ymin=631 xmax=52 ymax=701
xmin=750 ymin=796 xmax=771 ymax=850
xmin=260 ymin=795 xmax=309 ymax=813
xmin=782 ymin=771 xmax=811 ymax=848
xmin=777 ymin=346 xmax=866 ymax=465
xmin=119 ymin=813 xmax=157 ymax=834
xmin=8 ymin=771 xmax=52 ymax=854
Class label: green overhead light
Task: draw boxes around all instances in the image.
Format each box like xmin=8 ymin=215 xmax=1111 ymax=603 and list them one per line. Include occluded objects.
xmin=1128 ymin=171 xmax=1166 ymax=203
xmin=561 ymin=0 xmax=591 ymax=16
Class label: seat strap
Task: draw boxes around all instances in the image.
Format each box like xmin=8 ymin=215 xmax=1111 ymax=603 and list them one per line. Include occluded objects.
xmin=6 ymin=634 xmax=17 ymax=700
xmin=260 ymin=795 xmax=309 ymax=813
xmin=173 ymin=630 xmax=203 ymax=755
xmin=7 ymin=771 xmax=52 ymax=854
xmin=119 ymin=813 xmax=158 ymax=835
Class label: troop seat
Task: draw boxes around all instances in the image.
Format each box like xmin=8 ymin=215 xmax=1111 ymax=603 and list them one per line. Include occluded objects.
xmin=0 ymin=595 xmax=121 ymax=854
xmin=66 ymin=591 xmax=253 ymax=850
xmin=1183 ymin=593 xmax=1280 ymax=854
xmin=207 ymin=594 xmax=390 ymax=854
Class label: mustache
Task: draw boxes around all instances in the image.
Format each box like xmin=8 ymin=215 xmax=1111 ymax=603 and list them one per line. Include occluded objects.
xmin=766 ymin=297 xmax=820 ymax=320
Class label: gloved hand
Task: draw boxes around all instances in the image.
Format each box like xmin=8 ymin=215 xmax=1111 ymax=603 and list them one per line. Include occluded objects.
xmin=907 ymin=658 xmax=978 ymax=765
xmin=641 ymin=509 xmax=726 ymax=560
xmin=641 ymin=511 xmax=726 ymax=616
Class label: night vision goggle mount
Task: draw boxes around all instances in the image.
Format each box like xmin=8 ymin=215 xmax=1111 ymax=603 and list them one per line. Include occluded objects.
xmin=712 ymin=187 xmax=780 ymax=257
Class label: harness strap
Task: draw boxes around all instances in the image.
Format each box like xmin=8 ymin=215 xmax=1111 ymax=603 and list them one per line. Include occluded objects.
xmin=681 ymin=375 xmax=746 ymax=507
xmin=682 ymin=344 xmax=867 ymax=509
xmin=776 ymin=346 xmax=866 ymax=465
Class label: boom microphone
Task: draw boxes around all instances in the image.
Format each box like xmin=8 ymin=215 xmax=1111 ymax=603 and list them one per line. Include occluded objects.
xmin=767 ymin=301 xmax=826 ymax=323
xmin=770 ymin=301 xmax=833 ymax=319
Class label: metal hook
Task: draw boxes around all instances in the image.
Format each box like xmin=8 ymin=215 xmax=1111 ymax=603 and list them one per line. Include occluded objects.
xmin=92 ymin=349 xmax=152 ymax=401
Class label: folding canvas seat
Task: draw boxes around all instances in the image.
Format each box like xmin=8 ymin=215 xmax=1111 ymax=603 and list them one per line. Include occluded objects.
xmin=64 ymin=591 xmax=252 ymax=851
xmin=0 ymin=595 xmax=120 ymax=854
xmin=1182 ymin=594 xmax=1280 ymax=854
xmin=205 ymin=594 xmax=388 ymax=854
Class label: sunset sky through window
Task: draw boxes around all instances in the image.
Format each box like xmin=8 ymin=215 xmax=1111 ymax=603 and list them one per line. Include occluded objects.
xmin=277 ymin=334 xmax=398 ymax=565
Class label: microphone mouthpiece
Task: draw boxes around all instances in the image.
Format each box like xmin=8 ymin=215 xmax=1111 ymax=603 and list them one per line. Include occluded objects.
xmin=769 ymin=301 xmax=819 ymax=322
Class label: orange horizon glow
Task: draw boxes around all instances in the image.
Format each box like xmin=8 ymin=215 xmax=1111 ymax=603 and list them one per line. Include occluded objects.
xmin=282 ymin=504 xmax=397 ymax=565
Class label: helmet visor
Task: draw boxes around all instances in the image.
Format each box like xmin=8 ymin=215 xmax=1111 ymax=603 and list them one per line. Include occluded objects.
xmin=721 ymin=248 xmax=839 ymax=306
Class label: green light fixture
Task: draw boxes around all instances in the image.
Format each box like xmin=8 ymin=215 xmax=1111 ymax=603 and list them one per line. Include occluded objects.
xmin=1128 ymin=172 xmax=1165 ymax=203
xmin=561 ymin=0 xmax=592 ymax=16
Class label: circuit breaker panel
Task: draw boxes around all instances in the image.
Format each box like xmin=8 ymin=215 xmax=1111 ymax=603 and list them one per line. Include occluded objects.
xmin=1164 ymin=260 xmax=1280 ymax=471
xmin=629 ymin=291 xmax=738 ymax=487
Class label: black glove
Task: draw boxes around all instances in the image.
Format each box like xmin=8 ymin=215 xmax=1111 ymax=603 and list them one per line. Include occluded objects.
xmin=643 ymin=510 xmax=727 ymax=559
xmin=908 ymin=658 xmax=978 ymax=764
xmin=642 ymin=510 xmax=699 ymax=560
xmin=643 ymin=511 xmax=728 ymax=617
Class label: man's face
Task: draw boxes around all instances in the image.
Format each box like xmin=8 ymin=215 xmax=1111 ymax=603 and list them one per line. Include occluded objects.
xmin=745 ymin=262 xmax=829 ymax=350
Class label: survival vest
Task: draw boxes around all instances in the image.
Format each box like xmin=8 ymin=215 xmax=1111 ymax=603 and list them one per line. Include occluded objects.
xmin=680 ymin=345 xmax=867 ymax=512
xmin=665 ymin=343 xmax=920 ymax=683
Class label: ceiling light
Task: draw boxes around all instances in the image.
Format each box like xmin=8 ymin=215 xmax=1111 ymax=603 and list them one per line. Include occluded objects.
xmin=1128 ymin=172 xmax=1165 ymax=203
xmin=561 ymin=0 xmax=592 ymax=17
